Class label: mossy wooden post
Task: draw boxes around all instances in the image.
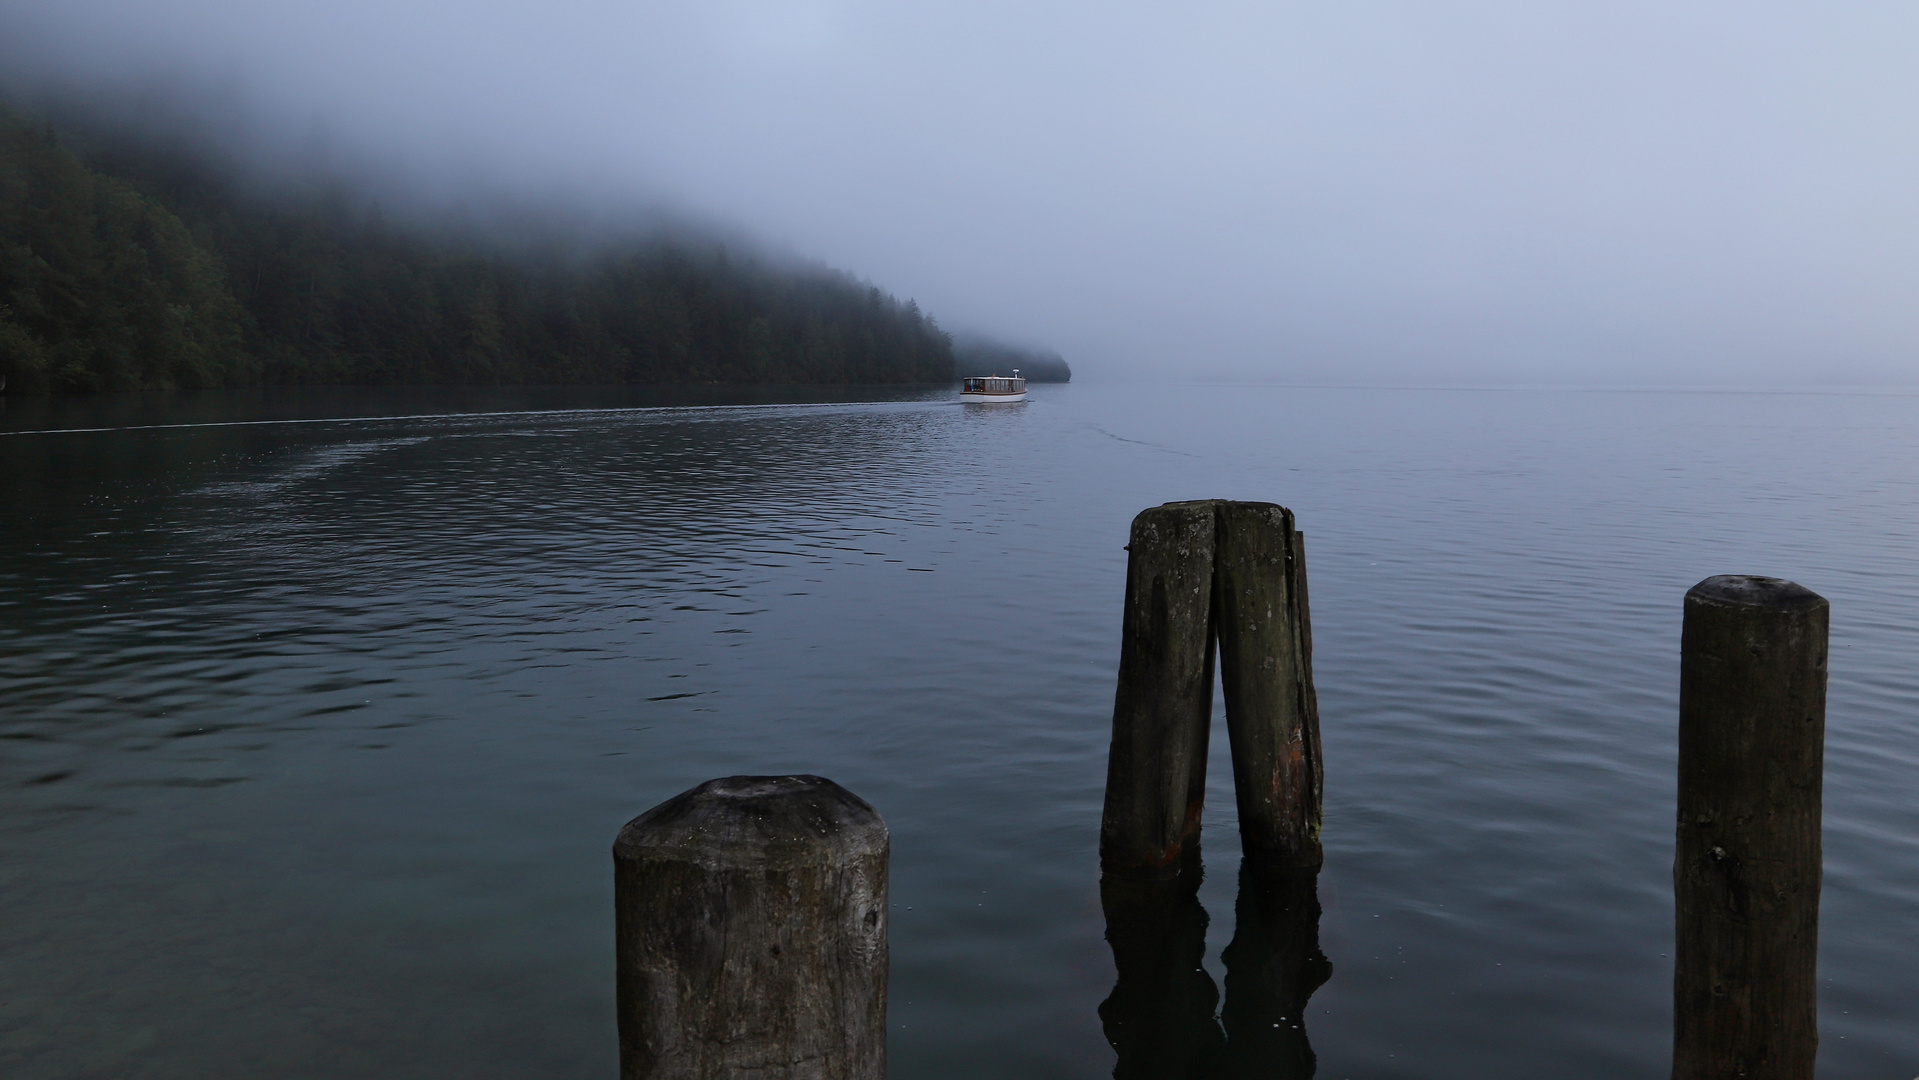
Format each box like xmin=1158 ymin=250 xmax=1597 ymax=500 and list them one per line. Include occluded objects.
xmin=1100 ymin=501 xmax=1219 ymax=878
xmin=1215 ymin=505 xmax=1323 ymax=868
xmin=613 ymin=775 xmax=889 ymax=1080
xmin=1673 ymin=576 xmax=1827 ymax=1080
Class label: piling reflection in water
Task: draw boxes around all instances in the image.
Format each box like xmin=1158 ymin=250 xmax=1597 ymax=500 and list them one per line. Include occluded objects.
xmin=1100 ymin=855 xmax=1332 ymax=1080
xmin=1219 ymin=860 xmax=1334 ymax=1078
xmin=1099 ymin=863 xmax=1223 ymax=1079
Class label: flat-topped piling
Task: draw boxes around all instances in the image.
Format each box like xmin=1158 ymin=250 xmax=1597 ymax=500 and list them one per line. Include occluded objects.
xmin=1673 ymin=576 xmax=1827 ymax=1080
xmin=1100 ymin=500 xmax=1324 ymax=878
xmin=613 ymin=775 xmax=889 ymax=1080
xmin=1216 ymin=504 xmax=1323 ymax=869
xmin=1100 ymin=501 xmax=1221 ymax=877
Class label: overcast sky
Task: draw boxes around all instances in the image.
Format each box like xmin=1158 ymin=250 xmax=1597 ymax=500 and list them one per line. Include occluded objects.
xmin=5 ymin=1 xmax=1917 ymax=384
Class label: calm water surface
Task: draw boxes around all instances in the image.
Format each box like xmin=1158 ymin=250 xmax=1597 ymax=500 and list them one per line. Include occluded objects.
xmin=2 ymin=383 xmax=1915 ymax=1078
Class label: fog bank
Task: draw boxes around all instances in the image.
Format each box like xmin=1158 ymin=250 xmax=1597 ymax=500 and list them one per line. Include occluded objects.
xmin=5 ymin=1 xmax=1918 ymax=385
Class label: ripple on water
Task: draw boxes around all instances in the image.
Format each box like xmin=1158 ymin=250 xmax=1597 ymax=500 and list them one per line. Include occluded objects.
xmin=2 ymin=385 xmax=1917 ymax=1078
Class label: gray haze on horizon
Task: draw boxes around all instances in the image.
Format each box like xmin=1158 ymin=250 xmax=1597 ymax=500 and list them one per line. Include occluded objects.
xmin=4 ymin=0 xmax=1917 ymax=385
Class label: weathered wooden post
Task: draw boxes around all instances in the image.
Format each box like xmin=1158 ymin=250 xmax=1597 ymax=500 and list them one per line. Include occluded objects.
xmin=1100 ymin=501 xmax=1220 ymax=878
xmin=1215 ymin=504 xmax=1323 ymax=869
xmin=1100 ymin=500 xmax=1324 ymax=877
xmin=1673 ymin=576 xmax=1827 ymax=1080
xmin=613 ymin=775 xmax=888 ymax=1080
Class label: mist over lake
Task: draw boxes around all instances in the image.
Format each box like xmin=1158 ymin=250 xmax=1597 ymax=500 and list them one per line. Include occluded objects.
xmin=3 ymin=384 xmax=1914 ymax=1077
xmin=7 ymin=2 xmax=1919 ymax=386
xmin=4 ymin=0 xmax=1918 ymax=1073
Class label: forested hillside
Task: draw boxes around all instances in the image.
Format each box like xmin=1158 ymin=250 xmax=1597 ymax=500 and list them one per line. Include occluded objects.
xmin=0 ymin=107 xmax=956 ymax=393
xmin=0 ymin=113 xmax=245 ymax=391
xmin=951 ymin=332 xmax=1071 ymax=382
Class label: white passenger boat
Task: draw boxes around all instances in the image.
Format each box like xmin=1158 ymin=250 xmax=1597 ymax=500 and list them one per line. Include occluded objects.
xmin=959 ymin=370 xmax=1027 ymax=403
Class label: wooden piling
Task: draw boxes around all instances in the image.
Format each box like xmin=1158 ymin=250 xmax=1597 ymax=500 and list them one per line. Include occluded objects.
xmin=1215 ymin=505 xmax=1323 ymax=868
xmin=1100 ymin=501 xmax=1221 ymax=878
xmin=613 ymin=775 xmax=888 ymax=1080
xmin=1101 ymin=500 xmax=1323 ymax=876
xmin=1673 ymin=576 xmax=1827 ymax=1080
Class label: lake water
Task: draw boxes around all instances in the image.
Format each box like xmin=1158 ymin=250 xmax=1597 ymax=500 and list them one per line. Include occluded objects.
xmin=2 ymin=383 xmax=1915 ymax=1078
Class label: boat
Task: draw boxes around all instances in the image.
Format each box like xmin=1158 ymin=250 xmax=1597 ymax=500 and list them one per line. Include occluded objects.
xmin=959 ymin=369 xmax=1027 ymax=403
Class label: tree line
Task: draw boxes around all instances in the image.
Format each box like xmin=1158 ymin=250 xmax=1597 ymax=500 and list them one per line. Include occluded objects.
xmin=0 ymin=105 xmax=964 ymax=394
xmin=952 ymin=332 xmax=1072 ymax=382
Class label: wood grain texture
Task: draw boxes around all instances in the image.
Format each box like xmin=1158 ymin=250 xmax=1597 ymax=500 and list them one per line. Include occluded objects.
xmin=1100 ymin=501 xmax=1220 ymax=878
xmin=1673 ymin=576 xmax=1826 ymax=1080
xmin=1216 ymin=505 xmax=1323 ymax=868
xmin=613 ymin=775 xmax=888 ymax=1080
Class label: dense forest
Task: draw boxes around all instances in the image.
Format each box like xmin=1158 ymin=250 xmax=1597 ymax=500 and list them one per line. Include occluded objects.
xmin=0 ymin=105 xmax=973 ymax=394
xmin=952 ymin=332 xmax=1071 ymax=382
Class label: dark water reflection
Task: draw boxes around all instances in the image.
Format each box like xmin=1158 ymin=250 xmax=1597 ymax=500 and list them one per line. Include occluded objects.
xmin=1102 ymin=858 xmax=1331 ymax=1080
xmin=3 ymin=383 xmax=1917 ymax=1078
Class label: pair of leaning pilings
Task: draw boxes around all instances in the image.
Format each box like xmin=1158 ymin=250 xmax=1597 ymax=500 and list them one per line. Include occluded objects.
xmin=1098 ymin=500 xmax=1323 ymax=878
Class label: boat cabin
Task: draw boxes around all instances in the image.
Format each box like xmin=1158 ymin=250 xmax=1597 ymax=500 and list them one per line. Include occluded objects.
xmin=959 ymin=369 xmax=1028 ymax=401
